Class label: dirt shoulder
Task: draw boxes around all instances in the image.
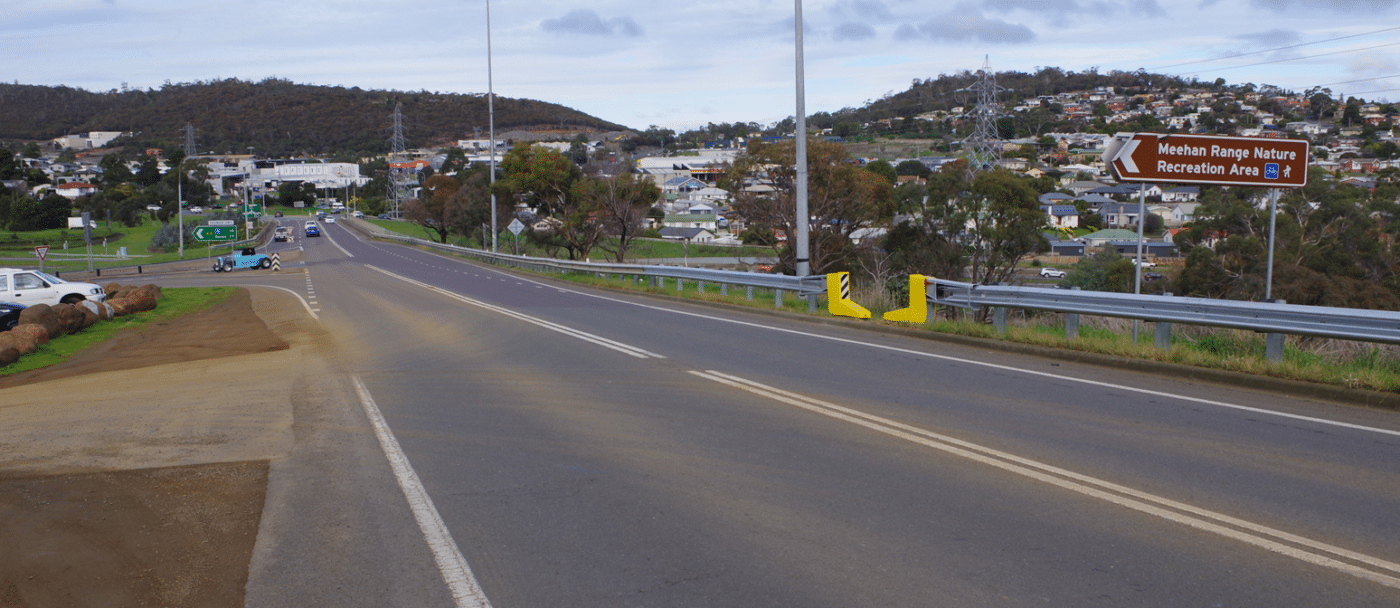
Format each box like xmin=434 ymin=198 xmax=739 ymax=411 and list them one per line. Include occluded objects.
xmin=0 ymin=287 xmax=325 ymax=607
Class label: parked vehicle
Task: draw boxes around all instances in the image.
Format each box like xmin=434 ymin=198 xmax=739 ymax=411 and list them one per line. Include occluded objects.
xmin=212 ymin=248 xmax=273 ymax=272
xmin=352 ymin=211 xmax=364 ymax=218
xmin=1039 ymin=267 xmax=1067 ymax=278
xmin=1 ymin=301 xmax=26 ymax=331
xmin=0 ymin=268 xmax=106 ymax=306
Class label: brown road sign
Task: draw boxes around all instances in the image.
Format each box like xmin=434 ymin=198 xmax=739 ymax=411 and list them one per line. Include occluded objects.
xmin=1105 ymin=132 xmax=1310 ymax=188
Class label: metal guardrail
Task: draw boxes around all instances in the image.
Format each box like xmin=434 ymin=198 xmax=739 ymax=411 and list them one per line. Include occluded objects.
xmin=928 ymin=277 xmax=1400 ymax=345
xmin=346 ymin=218 xmax=826 ymax=298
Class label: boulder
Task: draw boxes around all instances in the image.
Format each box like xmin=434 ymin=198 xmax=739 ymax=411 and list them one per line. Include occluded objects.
xmin=17 ymin=304 xmax=62 ymax=339
xmin=0 ymin=343 xmax=18 ymax=367
xmin=103 ymin=282 xmax=123 ymax=296
xmin=0 ymin=331 xmax=34 ymax=357
xmin=79 ymin=306 xmax=99 ymax=328
xmin=78 ymin=299 xmax=112 ymax=321
xmin=109 ymin=298 xmax=137 ymax=316
xmin=125 ymin=286 xmax=160 ymax=312
xmin=52 ymin=303 xmax=86 ymax=334
xmin=9 ymin=324 xmax=49 ymax=351
xmin=137 ymin=284 xmax=164 ymax=301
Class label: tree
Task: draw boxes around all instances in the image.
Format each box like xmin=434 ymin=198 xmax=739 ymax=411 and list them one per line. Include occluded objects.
xmin=725 ymin=138 xmax=894 ymax=274
xmin=584 ymin=173 xmax=661 ymax=263
xmin=404 ymin=174 xmax=464 ymax=243
xmin=894 ymin=159 xmax=930 ymax=179
xmin=136 ymin=155 xmax=162 ymax=187
xmin=864 ymin=160 xmax=897 ymax=185
xmin=494 ymin=144 xmax=590 ymax=258
xmin=959 ymin=169 xmax=1050 ymax=286
xmin=21 ymin=143 xmax=41 ymax=159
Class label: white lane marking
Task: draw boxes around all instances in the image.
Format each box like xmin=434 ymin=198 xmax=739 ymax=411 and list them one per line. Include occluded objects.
xmin=502 ymin=278 xmax=1400 ymax=438
xmin=353 ymin=376 xmax=493 ymax=608
xmin=365 ymin=265 xmax=664 ymax=359
xmin=245 ymin=285 xmax=320 ymax=321
xmin=690 ymin=369 xmax=1400 ymax=590
xmin=323 ymin=229 xmax=354 ymax=258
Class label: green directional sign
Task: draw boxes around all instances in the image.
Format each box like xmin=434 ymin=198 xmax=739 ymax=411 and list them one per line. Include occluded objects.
xmin=244 ymin=203 xmax=263 ymax=219
xmin=193 ymin=225 xmax=239 ymax=242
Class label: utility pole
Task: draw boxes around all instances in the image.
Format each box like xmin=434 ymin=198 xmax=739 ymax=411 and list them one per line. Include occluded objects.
xmin=793 ymin=0 xmax=810 ymax=283
xmin=178 ymin=122 xmax=197 ymax=258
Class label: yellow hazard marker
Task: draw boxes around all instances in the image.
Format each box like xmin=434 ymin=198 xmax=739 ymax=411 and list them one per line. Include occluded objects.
xmin=826 ymin=272 xmax=871 ymax=319
xmin=883 ymin=274 xmax=928 ymax=323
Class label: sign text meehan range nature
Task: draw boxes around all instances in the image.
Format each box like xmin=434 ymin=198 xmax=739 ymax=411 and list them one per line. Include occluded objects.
xmin=1104 ymin=133 xmax=1310 ymax=189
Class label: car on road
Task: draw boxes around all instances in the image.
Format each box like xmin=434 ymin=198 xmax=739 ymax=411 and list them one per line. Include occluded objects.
xmin=378 ymin=214 xmax=391 ymax=220
xmin=273 ymin=227 xmax=290 ymax=242
xmin=212 ymin=247 xmax=273 ymax=272
xmin=1132 ymin=259 xmax=1157 ymax=268
xmin=0 ymin=268 xmax=106 ymax=306
xmin=1039 ymin=267 xmax=1067 ymax=278
xmin=352 ymin=210 xmax=364 ymax=218
xmin=305 ymin=221 xmax=321 ymax=237
xmin=274 ymin=210 xmax=283 ymax=217
xmin=1 ymin=301 xmax=26 ymax=331
xmin=1144 ymin=272 xmax=1163 ymax=281
xmin=324 ymin=216 xmax=335 ymax=224
xmin=188 ymin=206 xmax=203 ymax=213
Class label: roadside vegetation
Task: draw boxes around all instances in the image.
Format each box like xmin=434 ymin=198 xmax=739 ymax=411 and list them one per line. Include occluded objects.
xmin=0 ymin=286 xmax=234 ymax=376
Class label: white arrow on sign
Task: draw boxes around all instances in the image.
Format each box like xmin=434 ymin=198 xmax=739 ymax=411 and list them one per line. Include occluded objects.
xmin=1116 ymin=138 xmax=1140 ymax=174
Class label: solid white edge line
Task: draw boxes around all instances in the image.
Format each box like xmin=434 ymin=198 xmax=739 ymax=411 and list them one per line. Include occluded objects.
xmin=323 ymin=229 xmax=354 ymax=258
xmin=353 ymin=375 xmax=492 ymax=608
xmin=514 ymin=278 xmax=1400 ymax=438
xmin=689 ymin=370 xmax=1400 ymax=590
xmin=245 ymin=284 xmax=319 ymax=321
xmin=364 ymin=265 xmax=664 ymax=359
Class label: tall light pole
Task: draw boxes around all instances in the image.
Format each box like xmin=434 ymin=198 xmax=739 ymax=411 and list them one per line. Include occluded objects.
xmin=177 ymin=157 xmax=184 ymax=258
xmin=793 ymin=0 xmax=810 ymax=280
xmin=487 ymin=0 xmax=498 ymax=252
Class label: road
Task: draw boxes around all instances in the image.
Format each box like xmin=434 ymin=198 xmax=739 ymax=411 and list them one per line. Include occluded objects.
xmin=155 ymin=216 xmax=1400 ymax=607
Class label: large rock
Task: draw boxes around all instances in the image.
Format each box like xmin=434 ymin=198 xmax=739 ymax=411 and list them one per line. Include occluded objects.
xmin=0 ymin=343 xmax=18 ymax=367
xmin=103 ymin=282 xmax=123 ymax=297
xmin=8 ymin=324 xmax=49 ymax=351
xmin=109 ymin=298 xmax=137 ymax=316
xmin=52 ymin=303 xmax=86 ymax=334
xmin=137 ymin=284 xmax=164 ymax=301
xmin=78 ymin=299 xmax=114 ymax=321
xmin=124 ymin=287 xmax=159 ymax=312
xmin=17 ymin=304 xmax=62 ymax=339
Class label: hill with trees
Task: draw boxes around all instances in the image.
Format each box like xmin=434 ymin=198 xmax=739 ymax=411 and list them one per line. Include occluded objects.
xmin=0 ymin=78 xmax=628 ymax=157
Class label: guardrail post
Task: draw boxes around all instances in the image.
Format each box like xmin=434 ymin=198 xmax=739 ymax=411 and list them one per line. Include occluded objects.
xmin=676 ymin=278 xmax=684 ymax=293
xmin=1266 ymin=333 xmax=1285 ymax=363
xmin=1154 ymin=322 xmax=1172 ymax=350
xmin=808 ymin=295 xmax=818 ymax=312
xmin=698 ymin=280 xmax=706 ymax=293
xmin=774 ymin=289 xmax=784 ymax=308
xmin=746 ymin=286 xmax=754 ymax=301
xmin=1266 ymin=299 xmax=1287 ymax=363
xmin=993 ymin=307 xmax=1007 ymax=334
xmin=721 ymin=283 xmax=728 ymax=296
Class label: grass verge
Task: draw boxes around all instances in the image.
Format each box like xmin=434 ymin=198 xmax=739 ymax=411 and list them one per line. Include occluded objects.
xmin=0 ymin=287 xmax=236 ymax=376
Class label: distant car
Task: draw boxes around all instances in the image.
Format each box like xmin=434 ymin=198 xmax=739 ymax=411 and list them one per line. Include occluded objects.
xmin=0 ymin=301 xmax=26 ymax=331
xmin=1132 ymin=259 xmax=1157 ymax=268
xmin=324 ymin=216 xmax=335 ymax=224
xmin=212 ymin=247 xmax=272 ymax=272
xmin=274 ymin=211 xmax=283 ymax=217
xmin=352 ymin=211 xmax=364 ymax=218
xmin=188 ymin=206 xmax=203 ymax=213
xmin=1039 ymin=267 xmax=1067 ymax=278
xmin=1144 ymin=272 xmax=1163 ymax=281
xmin=274 ymin=227 xmax=290 ymax=242
xmin=305 ymin=224 xmax=321 ymax=237
xmin=378 ymin=214 xmax=391 ymax=220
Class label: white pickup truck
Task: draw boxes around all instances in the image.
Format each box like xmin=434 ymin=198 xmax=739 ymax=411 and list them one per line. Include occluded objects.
xmin=0 ymin=268 xmax=107 ymax=307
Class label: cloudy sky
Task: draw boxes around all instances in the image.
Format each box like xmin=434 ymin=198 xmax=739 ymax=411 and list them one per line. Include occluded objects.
xmin=6 ymin=0 xmax=1399 ymax=132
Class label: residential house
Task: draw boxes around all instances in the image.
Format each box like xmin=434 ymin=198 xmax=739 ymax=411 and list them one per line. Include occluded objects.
xmin=1097 ymin=203 xmax=1142 ymax=229
xmin=1080 ymin=228 xmax=1141 ymax=247
xmin=1042 ymin=205 xmax=1080 ymax=229
xmin=55 ymin=182 xmax=97 ymax=200
xmin=663 ymin=213 xmax=718 ymax=231
xmin=1161 ymin=186 xmax=1199 ymax=202
xmin=659 ymin=227 xmax=714 ymax=243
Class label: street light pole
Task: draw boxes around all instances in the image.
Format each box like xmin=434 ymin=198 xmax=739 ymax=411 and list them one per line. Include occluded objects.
xmin=487 ymin=0 xmax=498 ymax=252
xmin=793 ymin=0 xmax=810 ymax=281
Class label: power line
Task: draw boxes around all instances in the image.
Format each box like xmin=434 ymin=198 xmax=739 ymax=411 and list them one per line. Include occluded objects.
xmin=1318 ymin=74 xmax=1400 ymax=86
xmin=1149 ymin=25 xmax=1400 ymax=71
xmin=1180 ymin=41 xmax=1400 ymax=75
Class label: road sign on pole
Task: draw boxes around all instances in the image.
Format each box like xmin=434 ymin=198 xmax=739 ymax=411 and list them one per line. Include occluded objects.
xmin=34 ymin=245 xmax=49 ymax=261
xmin=1104 ymin=132 xmax=1310 ymax=188
xmin=193 ymin=225 xmax=239 ymax=242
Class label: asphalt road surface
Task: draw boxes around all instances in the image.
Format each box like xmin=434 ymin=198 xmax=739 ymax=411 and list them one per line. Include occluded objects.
xmin=153 ymin=216 xmax=1400 ymax=607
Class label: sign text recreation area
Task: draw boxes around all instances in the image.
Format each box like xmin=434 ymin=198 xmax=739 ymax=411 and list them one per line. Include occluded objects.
xmin=1105 ymin=133 xmax=1310 ymax=188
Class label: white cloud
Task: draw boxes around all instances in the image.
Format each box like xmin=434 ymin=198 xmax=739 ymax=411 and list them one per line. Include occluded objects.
xmin=541 ymin=9 xmax=644 ymax=37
